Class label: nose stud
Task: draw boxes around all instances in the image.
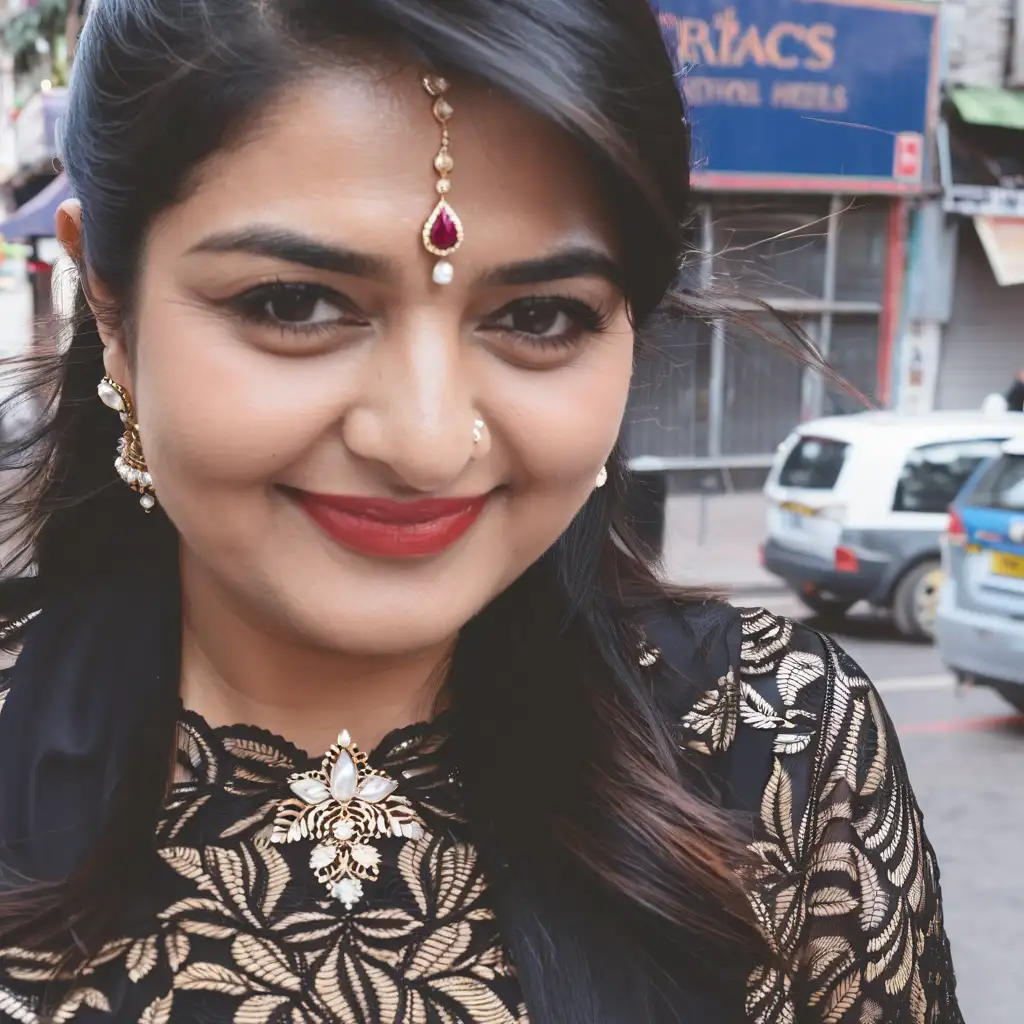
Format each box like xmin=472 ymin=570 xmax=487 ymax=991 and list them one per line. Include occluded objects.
xmin=472 ymin=417 xmax=485 ymax=446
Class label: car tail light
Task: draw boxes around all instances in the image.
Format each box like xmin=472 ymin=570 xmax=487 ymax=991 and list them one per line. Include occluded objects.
xmin=758 ymin=544 xmax=766 ymax=567
xmin=835 ymin=547 xmax=859 ymax=573
xmin=946 ymin=508 xmax=967 ymax=547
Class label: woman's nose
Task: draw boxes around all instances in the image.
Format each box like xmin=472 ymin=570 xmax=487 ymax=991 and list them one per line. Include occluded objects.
xmin=341 ymin=317 xmax=483 ymax=492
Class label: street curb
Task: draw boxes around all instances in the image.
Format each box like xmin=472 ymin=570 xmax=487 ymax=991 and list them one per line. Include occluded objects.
xmin=666 ymin=578 xmax=789 ymax=598
xmin=725 ymin=583 xmax=790 ymax=598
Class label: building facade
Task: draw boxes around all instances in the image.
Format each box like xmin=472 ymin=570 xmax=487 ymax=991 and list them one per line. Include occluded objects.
xmin=624 ymin=0 xmax=940 ymax=474
xmin=944 ymin=0 xmax=1011 ymax=89
xmin=925 ymin=0 xmax=1024 ymax=412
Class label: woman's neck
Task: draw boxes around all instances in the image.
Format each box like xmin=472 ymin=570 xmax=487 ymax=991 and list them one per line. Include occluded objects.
xmin=177 ymin=559 xmax=452 ymax=757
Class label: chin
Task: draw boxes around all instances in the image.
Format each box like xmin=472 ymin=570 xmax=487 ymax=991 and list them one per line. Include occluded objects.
xmin=262 ymin=570 xmax=488 ymax=654
xmin=305 ymin=605 xmax=471 ymax=656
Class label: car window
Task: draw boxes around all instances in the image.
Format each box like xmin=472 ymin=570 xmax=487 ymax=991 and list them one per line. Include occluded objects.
xmin=778 ymin=436 xmax=849 ymax=489
xmin=892 ymin=439 xmax=1007 ymax=514
xmin=969 ymin=453 xmax=1024 ymax=511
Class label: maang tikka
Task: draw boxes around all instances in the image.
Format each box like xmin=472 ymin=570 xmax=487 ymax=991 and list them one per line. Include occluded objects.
xmin=96 ymin=377 xmax=156 ymax=512
xmin=421 ymin=74 xmax=464 ymax=286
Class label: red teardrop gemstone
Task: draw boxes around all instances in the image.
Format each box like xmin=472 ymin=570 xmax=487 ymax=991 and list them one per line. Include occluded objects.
xmin=429 ymin=205 xmax=460 ymax=251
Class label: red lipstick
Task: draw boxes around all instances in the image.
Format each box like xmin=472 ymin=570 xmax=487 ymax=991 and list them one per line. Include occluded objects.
xmin=295 ymin=491 xmax=489 ymax=559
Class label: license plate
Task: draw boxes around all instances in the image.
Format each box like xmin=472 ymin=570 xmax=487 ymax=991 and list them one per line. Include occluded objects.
xmin=991 ymin=551 xmax=1024 ymax=579
xmin=779 ymin=502 xmax=814 ymax=531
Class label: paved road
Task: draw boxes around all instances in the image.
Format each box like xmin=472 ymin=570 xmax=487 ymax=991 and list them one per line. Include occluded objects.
xmin=746 ymin=591 xmax=1023 ymax=1024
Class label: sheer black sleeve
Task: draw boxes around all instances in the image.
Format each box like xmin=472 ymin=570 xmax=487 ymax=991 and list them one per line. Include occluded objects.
xmin=678 ymin=609 xmax=963 ymax=1024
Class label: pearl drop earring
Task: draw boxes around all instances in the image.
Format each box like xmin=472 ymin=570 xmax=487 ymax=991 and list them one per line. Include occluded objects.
xmin=97 ymin=377 xmax=157 ymax=511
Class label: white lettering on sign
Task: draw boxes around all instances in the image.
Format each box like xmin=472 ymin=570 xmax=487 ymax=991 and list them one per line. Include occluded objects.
xmin=660 ymin=7 xmax=837 ymax=72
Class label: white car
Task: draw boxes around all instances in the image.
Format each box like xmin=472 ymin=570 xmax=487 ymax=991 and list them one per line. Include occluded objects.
xmin=762 ymin=411 xmax=1023 ymax=638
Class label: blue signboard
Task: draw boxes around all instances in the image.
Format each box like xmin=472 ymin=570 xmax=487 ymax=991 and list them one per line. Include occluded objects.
xmin=656 ymin=0 xmax=939 ymax=193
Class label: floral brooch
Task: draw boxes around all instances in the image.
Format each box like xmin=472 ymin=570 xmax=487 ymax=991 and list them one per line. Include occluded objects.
xmin=270 ymin=729 xmax=425 ymax=909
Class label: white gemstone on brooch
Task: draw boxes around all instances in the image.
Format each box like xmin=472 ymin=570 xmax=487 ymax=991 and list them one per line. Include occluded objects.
xmin=310 ymin=843 xmax=338 ymax=871
xmin=331 ymin=878 xmax=364 ymax=910
xmin=355 ymin=775 xmax=399 ymax=804
xmin=333 ymin=820 xmax=356 ymax=842
xmin=289 ymin=776 xmax=331 ymax=805
xmin=349 ymin=844 xmax=381 ymax=870
xmin=330 ymin=749 xmax=358 ymax=803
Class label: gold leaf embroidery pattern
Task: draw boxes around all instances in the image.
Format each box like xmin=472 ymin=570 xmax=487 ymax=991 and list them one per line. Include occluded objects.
xmin=53 ymin=988 xmax=111 ymax=1023
xmin=138 ymin=991 xmax=173 ymax=1024
xmin=0 ymin=618 xmax=962 ymax=1024
xmin=727 ymin=610 xmax=962 ymax=1024
xmin=0 ymin=800 xmax=521 ymax=1023
xmin=680 ymin=668 xmax=738 ymax=753
xmin=125 ymin=936 xmax=158 ymax=983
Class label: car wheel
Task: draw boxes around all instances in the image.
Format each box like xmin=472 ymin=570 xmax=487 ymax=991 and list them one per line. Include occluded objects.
xmin=892 ymin=559 xmax=943 ymax=640
xmin=794 ymin=589 xmax=855 ymax=622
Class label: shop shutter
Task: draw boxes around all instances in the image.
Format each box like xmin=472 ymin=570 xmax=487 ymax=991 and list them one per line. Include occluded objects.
xmin=938 ymin=223 xmax=1024 ymax=410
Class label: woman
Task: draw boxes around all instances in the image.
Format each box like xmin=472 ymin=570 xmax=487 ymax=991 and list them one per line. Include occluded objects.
xmin=0 ymin=1 xmax=961 ymax=1022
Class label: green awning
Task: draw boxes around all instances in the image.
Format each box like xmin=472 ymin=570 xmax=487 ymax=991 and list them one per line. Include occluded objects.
xmin=950 ymin=87 xmax=1024 ymax=131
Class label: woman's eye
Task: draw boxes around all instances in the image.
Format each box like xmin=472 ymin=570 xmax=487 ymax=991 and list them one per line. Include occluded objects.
xmin=265 ymin=288 xmax=337 ymax=325
xmin=232 ymin=283 xmax=363 ymax=330
xmin=483 ymin=297 xmax=608 ymax=345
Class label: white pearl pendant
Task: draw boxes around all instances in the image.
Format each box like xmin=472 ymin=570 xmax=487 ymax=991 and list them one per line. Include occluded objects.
xmin=432 ymin=260 xmax=454 ymax=285
xmin=97 ymin=379 xmax=125 ymax=412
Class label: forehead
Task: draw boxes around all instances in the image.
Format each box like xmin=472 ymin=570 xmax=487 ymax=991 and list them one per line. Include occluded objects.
xmin=161 ymin=64 xmax=617 ymax=265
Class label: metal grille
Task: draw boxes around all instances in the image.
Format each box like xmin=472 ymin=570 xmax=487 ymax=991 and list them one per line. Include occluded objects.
xmin=824 ymin=317 xmax=882 ymax=416
xmin=624 ymin=319 xmax=710 ymax=463
xmin=834 ymin=203 xmax=888 ymax=303
xmin=624 ymin=195 xmax=888 ymax=469
xmin=713 ymin=196 xmax=829 ymax=300
xmin=720 ymin=321 xmax=806 ymax=456
xmin=938 ymin=224 xmax=1024 ymax=409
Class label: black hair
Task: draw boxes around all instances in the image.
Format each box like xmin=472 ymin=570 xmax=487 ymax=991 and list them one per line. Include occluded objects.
xmin=0 ymin=2 xmax=824 ymax=1020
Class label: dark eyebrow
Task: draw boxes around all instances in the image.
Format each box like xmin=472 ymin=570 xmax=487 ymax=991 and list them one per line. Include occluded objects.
xmin=187 ymin=227 xmax=394 ymax=280
xmin=483 ymin=247 xmax=624 ymax=289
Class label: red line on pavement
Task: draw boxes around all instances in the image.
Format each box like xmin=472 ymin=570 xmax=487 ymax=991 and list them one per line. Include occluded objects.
xmin=899 ymin=714 xmax=1024 ymax=736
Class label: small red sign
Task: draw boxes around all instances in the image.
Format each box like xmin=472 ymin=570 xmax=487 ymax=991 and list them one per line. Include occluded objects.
xmin=893 ymin=132 xmax=923 ymax=182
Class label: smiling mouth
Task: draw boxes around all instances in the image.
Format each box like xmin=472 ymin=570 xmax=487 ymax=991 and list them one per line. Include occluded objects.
xmin=293 ymin=491 xmax=490 ymax=559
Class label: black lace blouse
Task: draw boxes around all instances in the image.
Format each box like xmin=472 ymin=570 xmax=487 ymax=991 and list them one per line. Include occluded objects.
xmin=0 ymin=608 xmax=962 ymax=1023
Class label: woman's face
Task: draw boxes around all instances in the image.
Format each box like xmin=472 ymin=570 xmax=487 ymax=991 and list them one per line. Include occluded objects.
xmin=96 ymin=66 xmax=634 ymax=654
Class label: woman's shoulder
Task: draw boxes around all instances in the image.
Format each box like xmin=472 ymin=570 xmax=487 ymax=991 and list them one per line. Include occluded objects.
xmin=648 ymin=600 xmax=963 ymax=1022
xmin=642 ymin=600 xmax=865 ymax=808
xmin=642 ymin=599 xmax=838 ymax=715
xmin=681 ymin=602 xmax=840 ymax=749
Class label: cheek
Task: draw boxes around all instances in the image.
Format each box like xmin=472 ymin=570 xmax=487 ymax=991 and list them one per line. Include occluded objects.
xmin=494 ymin=330 xmax=633 ymax=485
xmin=130 ymin=298 xmax=337 ymax=490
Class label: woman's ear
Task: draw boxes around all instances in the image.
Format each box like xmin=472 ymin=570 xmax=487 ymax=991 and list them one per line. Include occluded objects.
xmin=55 ymin=199 xmax=83 ymax=262
xmin=56 ymin=199 xmax=132 ymax=388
